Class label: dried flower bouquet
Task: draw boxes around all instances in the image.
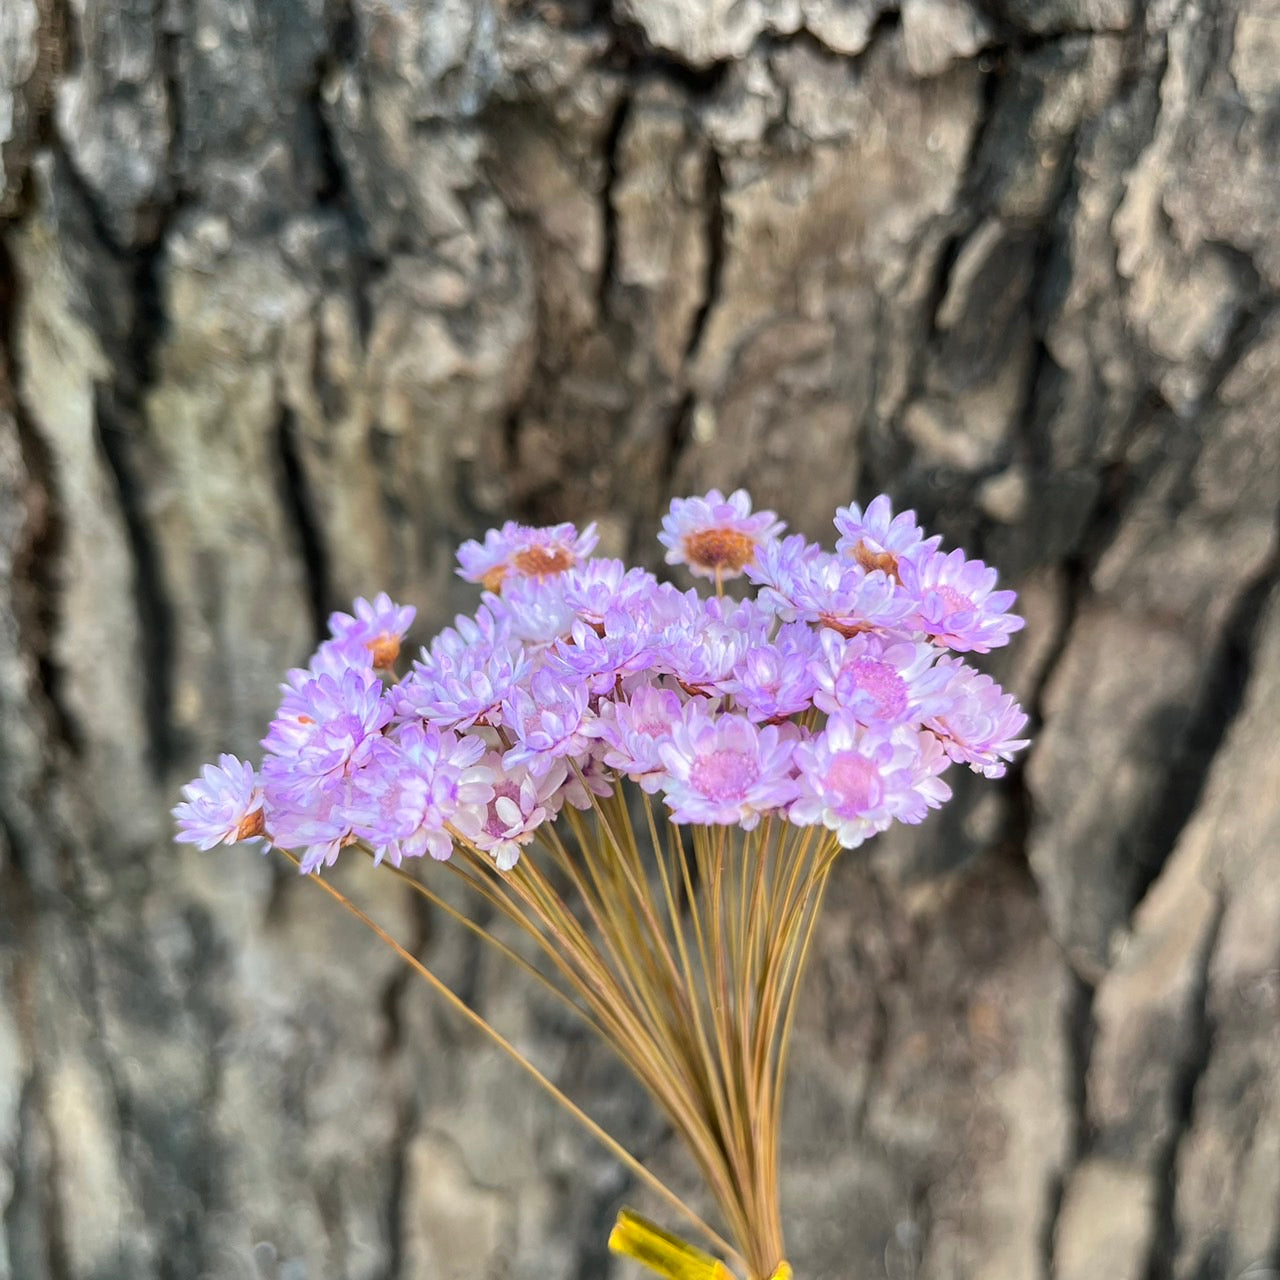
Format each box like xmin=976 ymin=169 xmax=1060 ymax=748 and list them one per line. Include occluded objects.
xmin=176 ymin=491 xmax=1028 ymax=1280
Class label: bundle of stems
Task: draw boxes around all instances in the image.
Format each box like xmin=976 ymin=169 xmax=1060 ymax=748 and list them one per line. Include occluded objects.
xmin=290 ymin=776 xmax=837 ymax=1280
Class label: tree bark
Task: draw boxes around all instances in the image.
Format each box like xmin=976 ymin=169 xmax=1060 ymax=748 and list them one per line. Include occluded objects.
xmin=1 ymin=1 xmax=1278 ymax=1277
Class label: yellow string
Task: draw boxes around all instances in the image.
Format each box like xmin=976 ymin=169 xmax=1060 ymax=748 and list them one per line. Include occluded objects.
xmin=609 ymin=1209 xmax=737 ymax=1280
xmin=608 ymin=1209 xmax=794 ymax=1280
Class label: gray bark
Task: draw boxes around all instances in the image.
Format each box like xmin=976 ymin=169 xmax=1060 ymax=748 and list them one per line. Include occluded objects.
xmin=1 ymin=1 xmax=1278 ymax=1277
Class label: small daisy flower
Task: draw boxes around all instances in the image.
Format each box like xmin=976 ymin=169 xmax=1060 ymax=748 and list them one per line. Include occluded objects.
xmin=717 ymin=622 xmax=821 ymax=722
xmin=659 ymin=708 xmax=798 ymax=830
xmin=173 ymin=755 xmax=266 ymax=848
xmin=267 ymin=773 xmax=363 ymax=874
xmin=924 ymin=657 xmax=1030 ymax=777
xmin=544 ymin=614 xmax=655 ymax=697
xmin=457 ymin=521 xmax=599 ymax=594
xmin=393 ymin=608 xmax=529 ymax=730
xmin=833 ymin=495 xmax=939 ymax=579
xmin=810 ymin=630 xmax=950 ymax=726
xmin=902 ymin=547 xmax=1024 ymax=653
xmin=898 ymin=729 xmax=954 ymax=823
xmin=659 ymin=489 xmax=785 ymax=581
xmin=486 ymin=573 xmax=577 ymax=648
xmin=560 ymin=560 xmax=659 ymax=629
xmin=748 ymin=535 xmax=915 ymax=637
xmin=651 ymin=592 xmax=771 ymax=693
xmin=326 ymin=593 xmax=416 ymax=669
xmin=261 ymin=666 xmax=392 ymax=783
xmin=501 ymin=669 xmax=595 ymax=778
xmin=350 ymin=725 xmax=494 ymax=865
xmin=589 ymin=685 xmax=693 ymax=792
xmin=789 ymin=715 xmax=928 ymax=849
xmin=472 ymin=757 xmax=568 ymax=871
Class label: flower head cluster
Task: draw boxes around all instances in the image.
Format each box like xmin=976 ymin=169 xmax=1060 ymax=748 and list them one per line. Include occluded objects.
xmin=176 ymin=494 xmax=1028 ymax=867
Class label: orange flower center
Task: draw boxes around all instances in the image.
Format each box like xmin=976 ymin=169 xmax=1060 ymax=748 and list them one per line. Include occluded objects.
xmin=512 ymin=546 xmax=576 ymax=578
xmin=366 ymin=634 xmax=401 ymax=669
xmin=849 ymin=539 xmax=900 ymax=580
xmin=235 ymin=809 xmax=266 ymax=841
xmin=681 ymin=528 xmax=758 ymax=573
xmin=480 ymin=566 xmax=509 ymax=594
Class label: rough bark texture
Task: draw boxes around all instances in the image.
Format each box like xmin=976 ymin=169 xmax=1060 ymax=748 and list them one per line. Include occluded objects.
xmin=1 ymin=1 xmax=1278 ymax=1277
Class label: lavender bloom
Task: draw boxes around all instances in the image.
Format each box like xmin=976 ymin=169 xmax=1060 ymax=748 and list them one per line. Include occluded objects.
xmin=898 ymin=729 xmax=954 ymax=823
xmin=545 ymin=614 xmax=655 ymax=697
xmin=174 ymin=754 xmax=266 ymax=848
xmin=659 ymin=489 xmax=785 ymax=580
xmin=833 ymin=495 xmax=939 ymax=578
xmin=350 ymin=725 xmax=494 ymax=865
xmin=659 ymin=709 xmax=798 ymax=830
xmin=560 ymin=560 xmax=659 ymax=628
xmin=486 ymin=574 xmax=577 ymax=648
xmin=393 ymin=608 xmax=528 ymax=730
xmin=924 ymin=657 xmax=1030 ymax=777
xmin=178 ymin=490 xmax=1027 ymax=883
xmin=557 ymin=744 xmax=617 ymax=810
xmin=502 ymin=669 xmax=595 ymax=777
xmin=717 ymin=622 xmax=820 ymax=722
xmin=589 ymin=685 xmax=692 ymax=792
xmin=267 ymin=773 xmax=362 ymax=874
xmin=810 ymin=630 xmax=950 ymax=726
xmin=457 ymin=521 xmax=599 ymax=594
xmin=902 ymin=547 xmax=1024 ymax=653
xmin=790 ymin=715 xmax=933 ymax=849
xmin=651 ymin=593 xmax=770 ymax=693
xmin=748 ymin=535 xmax=915 ymax=637
xmin=261 ymin=666 xmax=392 ymax=784
xmin=472 ymin=757 xmax=567 ymax=871
xmin=326 ymin=593 xmax=416 ymax=669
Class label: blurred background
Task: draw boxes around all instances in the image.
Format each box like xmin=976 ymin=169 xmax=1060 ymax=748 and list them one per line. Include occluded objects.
xmin=1 ymin=1 xmax=1278 ymax=1277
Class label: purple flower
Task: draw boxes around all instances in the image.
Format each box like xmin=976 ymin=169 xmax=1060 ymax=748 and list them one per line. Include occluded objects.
xmin=173 ymin=755 xmax=266 ymax=849
xmin=659 ymin=489 xmax=785 ymax=580
xmin=501 ymin=669 xmax=594 ymax=777
xmin=457 ymin=521 xmax=599 ymax=594
xmin=472 ymin=757 xmax=566 ymax=870
xmin=560 ymin=560 xmax=659 ymax=628
xmin=326 ymin=593 xmax=416 ymax=669
xmin=924 ymin=658 xmax=1030 ymax=777
xmin=659 ymin=708 xmax=798 ymax=830
xmin=350 ymin=724 xmax=494 ymax=865
xmin=810 ymin=630 xmax=950 ymax=726
xmin=177 ymin=490 xmax=1028 ymax=875
xmin=897 ymin=729 xmax=954 ymax=823
xmin=393 ymin=608 xmax=528 ymax=730
xmin=589 ymin=684 xmax=692 ymax=792
xmin=790 ymin=715 xmax=937 ymax=848
xmin=833 ymin=495 xmax=939 ymax=578
xmin=485 ymin=574 xmax=576 ymax=648
xmin=747 ymin=535 xmax=915 ymax=637
xmin=267 ymin=772 xmax=363 ymax=874
xmin=557 ymin=745 xmax=617 ymax=810
xmin=544 ymin=614 xmax=655 ymax=697
xmin=651 ymin=593 xmax=771 ymax=693
xmin=717 ymin=622 xmax=820 ymax=722
xmin=902 ymin=547 xmax=1024 ymax=653
xmin=261 ymin=665 xmax=392 ymax=784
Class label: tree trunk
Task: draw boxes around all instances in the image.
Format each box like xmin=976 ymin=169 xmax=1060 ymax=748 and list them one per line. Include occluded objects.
xmin=1 ymin=1 xmax=1277 ymax=1277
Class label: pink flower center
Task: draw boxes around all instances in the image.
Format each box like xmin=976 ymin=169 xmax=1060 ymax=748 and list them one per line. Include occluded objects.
xmin=825 ymin=752 xmax=883 ymax=817
xmin=937 ymin=585 xmax=973 ymax=618
xmin=691 ymin=749 xmax=758 ymax=801
xmin=845 ymin=658 xmax=907 ymax=721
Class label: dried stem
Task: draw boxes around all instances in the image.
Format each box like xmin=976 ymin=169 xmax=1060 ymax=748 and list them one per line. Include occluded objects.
xmin=281 ymin=781 xmax=839 ymax=1279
